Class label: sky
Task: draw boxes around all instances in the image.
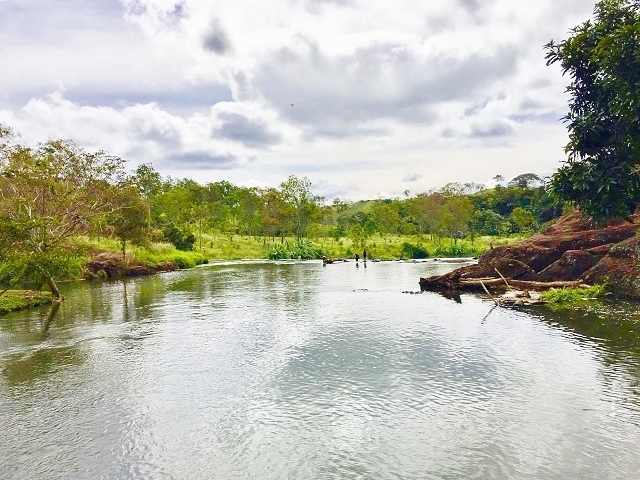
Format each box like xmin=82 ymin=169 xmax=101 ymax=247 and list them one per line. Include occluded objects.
xmin=0 ymin=0 xmax=596 ymax=200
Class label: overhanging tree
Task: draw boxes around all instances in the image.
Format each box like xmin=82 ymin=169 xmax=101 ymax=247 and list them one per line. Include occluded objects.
xmin=0 ymin=133 xmax=126 ymax=297
xmin=545 ymin=0 xmax=640 ymax=221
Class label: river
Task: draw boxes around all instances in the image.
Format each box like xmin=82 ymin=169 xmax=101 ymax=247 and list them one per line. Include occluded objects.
xmin=1 ymin=260 xmax=640 ymax=479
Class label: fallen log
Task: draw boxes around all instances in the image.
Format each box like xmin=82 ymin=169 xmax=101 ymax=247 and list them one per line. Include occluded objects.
xmin=419 ymin=275 xmax=587 ymax=292
xmin=459 ymin=278 xmax=585 ymax=289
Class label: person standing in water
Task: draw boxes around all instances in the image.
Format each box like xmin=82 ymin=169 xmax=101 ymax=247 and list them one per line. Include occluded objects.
xmin=363 ymin=249 xmax=367 ymax=263
xmin=355 ymin=253 xmax=359 ymax=266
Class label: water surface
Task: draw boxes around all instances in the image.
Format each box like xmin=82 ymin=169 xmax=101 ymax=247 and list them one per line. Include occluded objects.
xmin=1 ymin=261 xmax=640 ymax=479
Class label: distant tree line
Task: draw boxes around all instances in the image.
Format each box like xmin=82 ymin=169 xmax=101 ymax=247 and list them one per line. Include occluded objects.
xmin=1 ymin=123 xmax=568 ymax=296
xmin=133 ymin=165 xmax=562 ymax=248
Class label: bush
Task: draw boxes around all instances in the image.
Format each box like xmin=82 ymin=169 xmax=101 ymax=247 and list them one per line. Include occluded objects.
xmin=400 ymin=242 xmax=430 ymax=259
xmin=434 ymin=243 xmax=468 ymax=257
xmin=267 ymin=239 xmax=323 ymax=260
xmin=163 ymin=223 xmax=195 ymax=251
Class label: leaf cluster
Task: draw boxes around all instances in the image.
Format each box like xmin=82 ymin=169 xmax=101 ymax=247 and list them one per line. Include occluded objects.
xmin=545 ymin=0 xmax=640 ymax=221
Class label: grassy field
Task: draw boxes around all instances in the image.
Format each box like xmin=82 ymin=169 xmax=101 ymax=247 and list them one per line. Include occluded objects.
xmin=74 ymin=232 xmax=527 ymax=266
xmin=189 ymin=232 xmax=526 ymax=260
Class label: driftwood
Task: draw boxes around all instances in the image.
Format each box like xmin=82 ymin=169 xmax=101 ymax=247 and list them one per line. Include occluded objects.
xmin=323 ymin=258 xmax=348 ymax=265
xmin=420 ymin=274 xmax=588 ymax=292
xmin=479 ymin=280 xmax=499 ymax=306
xmin=498 ymin=289 xmax=543 ymax=306
xmin=458 ymin=278 xmax=585 ymax=290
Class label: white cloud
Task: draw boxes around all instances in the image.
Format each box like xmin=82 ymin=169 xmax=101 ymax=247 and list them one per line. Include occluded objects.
xmin=0 ymin=0 xmax=596 ymax=198
xmin=402 ymin=172 xmax=422 ymax=182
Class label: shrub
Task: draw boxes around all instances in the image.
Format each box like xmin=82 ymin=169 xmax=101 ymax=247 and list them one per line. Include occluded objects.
xmin=163 ymin=223 xmax=195 ymax=251
xmin=434 ymin=243 xmax=468 ymax=257
xmin=400 ymin=242 xmax=430 ymax=259
xmin=267 ymin=239 xmax=324 ymax=260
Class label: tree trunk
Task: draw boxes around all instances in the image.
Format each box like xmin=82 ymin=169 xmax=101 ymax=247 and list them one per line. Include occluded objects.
xmin=45 ymin=274 xmax=61 ymax=299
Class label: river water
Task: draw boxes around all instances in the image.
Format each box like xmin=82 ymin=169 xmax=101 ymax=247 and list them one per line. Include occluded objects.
xmin=1 ymin=260 xmax=640 ymax=479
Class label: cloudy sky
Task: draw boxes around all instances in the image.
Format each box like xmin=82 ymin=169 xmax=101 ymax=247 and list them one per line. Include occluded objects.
xmin=0 ymin=0 xmax=595 ymax=199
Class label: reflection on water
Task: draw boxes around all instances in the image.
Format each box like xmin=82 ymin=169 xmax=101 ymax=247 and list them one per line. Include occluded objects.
xmin=3 ymin=346 xmax=84 ymax=386
xmin=1 ymin=261 xmax=640 ymax=479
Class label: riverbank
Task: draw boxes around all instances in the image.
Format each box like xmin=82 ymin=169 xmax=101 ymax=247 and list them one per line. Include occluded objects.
xmin=419 ymin=210 xmax=640 ymax=299
xmin=72 ymin=238 xmax=209 ymax=280
xmin=0 ymin=245 xmax=208 ymax=315
xmin=0 ymin=290 xmax=54 ymax=315
xmin=0 ymin=232 xmax=525 ymax=315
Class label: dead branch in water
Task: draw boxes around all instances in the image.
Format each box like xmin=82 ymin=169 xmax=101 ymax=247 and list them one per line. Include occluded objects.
xmin=459 ymin=278 xmax=585 ymax=290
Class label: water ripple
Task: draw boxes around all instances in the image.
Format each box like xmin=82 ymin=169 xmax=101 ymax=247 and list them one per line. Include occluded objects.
xmin=1 ymin=262 xmax=640 ymax=479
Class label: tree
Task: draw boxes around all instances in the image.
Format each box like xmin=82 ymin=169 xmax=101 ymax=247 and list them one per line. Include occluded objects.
xmin=406 ymin=192 xmax=445 ymax=235
xmin=108 ymin=183 xmax=149 ymax=257
xmin=131 ymin=163 xmax=162 ymax=229
xmin=279 ymin=175 xmax=319 ymax=238
xmin=370 ymin=200 xmax=401 ymax=235
xmin=438 ymin=196 xmax=474 ymax=241
xmin=545 ymin=0 xmax=640 ymax=221
xmin=510 ymin=207 xmax=537 ymax=233
xmin=470 ymin=209 xmax=509 ymax=236
xmin=236 ymin=187 xmax=263 ymax=236
xmin=259 ymin=187 xmax=288 ymax=240
xmin=508 ymin=173 xmax=542 ymax=188
xmin=0 ymin=135 xmax=125 ymax=298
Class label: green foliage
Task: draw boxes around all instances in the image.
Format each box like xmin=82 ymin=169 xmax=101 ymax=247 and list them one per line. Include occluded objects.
xmin=279 ymin=175 xmax=322 ymax=238
xmin=267 ymin=239 xmax=323 ymax=260
xmin=0 ymin=130 xmax=127 ymax=296
xmin=108 ymin=183 xmax=149 ymax=255
xmin=163 ymin=223 xmax=196 ymax=251
xmin=400 ymin=242 xmax=430 ymax=259
xmin=470 ymin=209 xmax=510 ymax=236
xmin=136 ymin=248 xmax=208 ymax=269
xmin=510 ymin=207 xmax=537 ymax=233
xmin=545 ymin=0 xmax=640 ymax=221
xmin=541 ymin=284 xmax=608 ymax=308
xmin=434 ymin=243 xmax=473 ymax=257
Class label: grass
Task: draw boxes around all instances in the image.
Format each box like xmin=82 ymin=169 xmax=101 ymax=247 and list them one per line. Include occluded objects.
xmin=188 ymin=232 xmax=526 ymax=260
xmin=541 ymin=284 xmax=608 ymax=308
xmin=304 ymin=233 xmax=522 ymax=260
xmin=133 ymin=243 xmax=208 ymax=269
xmin=0 ymin=290 xmax=54 ymax=315
xmin=75 ymin=237 xmax=208 ymax=270
xmin=74 ymin=232 xmax=527 ymax=268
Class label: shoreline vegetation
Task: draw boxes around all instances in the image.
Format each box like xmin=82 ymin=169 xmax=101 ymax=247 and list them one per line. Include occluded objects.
xmin=0 ymin=232 xmax=521 ymax=315
xmin=0 ymin=290 xmax=54 ymax=315
xmin=1 ymin=121 xmax=562 ymax=313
